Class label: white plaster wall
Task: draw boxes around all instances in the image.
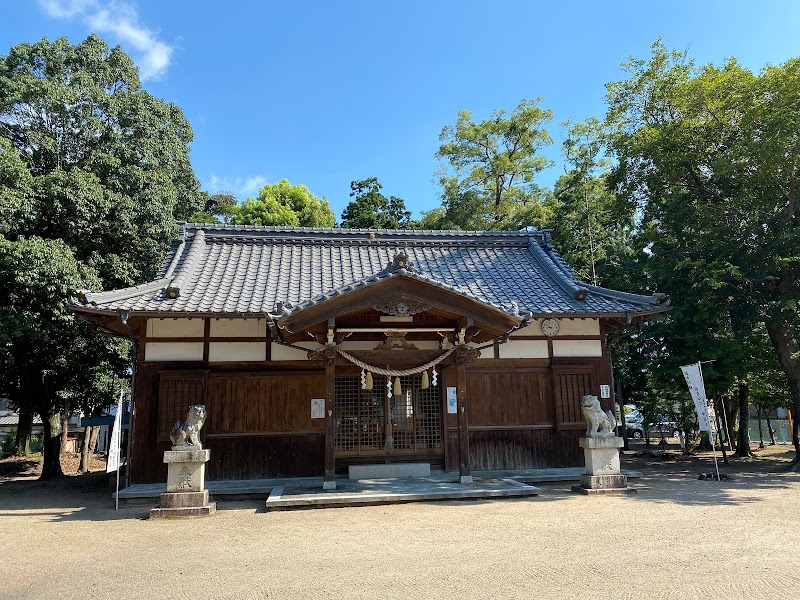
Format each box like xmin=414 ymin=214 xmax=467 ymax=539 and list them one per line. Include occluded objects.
xmin=144 ymin=342 xmax=204 ymax=361
xmin=209 ymin=318 xmax=266 ymax=337
xmin=511 ymin=318 xmax=600 ymax=337
xmin=558 ymin=318 xmax=600 ymax=336
xmin=147 ymin=318 xmax=204 ymax=338
xmin=208 ymin=342 xmax=266 ymax=362
xmin=552 ymin=339 xmax=603 ymax=357
xmin=499 ymin=339 xmax=549 ymax=359
xmin=270 ymin=342 xmax=319 ymax=361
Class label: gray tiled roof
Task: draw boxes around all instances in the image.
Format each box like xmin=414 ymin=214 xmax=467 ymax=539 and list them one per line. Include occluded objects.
xmin=0 ymin=414 xmax=43 ymax=426
xmin=75 ymin=224 xmax=669 ymax=320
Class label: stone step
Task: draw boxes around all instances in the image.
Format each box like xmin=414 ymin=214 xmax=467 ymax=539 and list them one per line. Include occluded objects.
xmin=348 ymin=462 xmax=431 ymax=479
xmin=266 ymin=479 xmax=539 ymax=511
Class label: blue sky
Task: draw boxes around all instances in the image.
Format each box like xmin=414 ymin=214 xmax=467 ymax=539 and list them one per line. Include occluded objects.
xmin=4 ymin=1 xmax=800 ymax=219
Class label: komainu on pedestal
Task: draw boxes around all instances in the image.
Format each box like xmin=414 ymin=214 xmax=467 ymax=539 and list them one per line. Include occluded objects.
xmin=150 ymin=405 xmax=217 ymax=518
xmin=572 ymin=395 xmax=636 ymax=495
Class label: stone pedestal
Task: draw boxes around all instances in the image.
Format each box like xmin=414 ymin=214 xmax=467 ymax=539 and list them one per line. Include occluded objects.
xmin=571 ymin=436 xmax=635 ymax=495
xmin=150 ymin=448 xmax=217 ymax=518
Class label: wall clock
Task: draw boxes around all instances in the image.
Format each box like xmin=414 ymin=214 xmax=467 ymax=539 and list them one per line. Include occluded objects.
xmin=541 ymin=318 xmax=560 ymax=337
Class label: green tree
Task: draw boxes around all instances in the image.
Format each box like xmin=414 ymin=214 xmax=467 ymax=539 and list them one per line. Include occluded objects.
xmin=233 ymin=179 xmax=336 ymax=227
xmin=0 ymin=35 xmax=202 ymax=476
xmin=605 ymin=41 xmax=800 ymax=463
xmin=340 ymin=178 xmax=411 ymax=229
xmin=425 ymin=98 xmax=554 ymax=230
xmin=0 ymin=236 xmax=100 ymax=476
xmin=548 ymin=118 xmax=638 ymax=289
xmin=190 ymin=191 xmax=239 ymax=224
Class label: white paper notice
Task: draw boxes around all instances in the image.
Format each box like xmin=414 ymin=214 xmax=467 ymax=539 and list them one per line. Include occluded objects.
xmin=447 ymin=387 xmax=457 ymax=414
xmin=311 ymin=398 xmax=325 ymax=419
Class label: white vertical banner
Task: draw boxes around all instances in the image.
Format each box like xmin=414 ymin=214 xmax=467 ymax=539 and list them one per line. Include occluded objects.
xmin=107 ymin=391 xmax=124 ymax=510
xmin=680 ymin=363 xmax=711 ymax=431
xmin=106 ymin=392 xmax=123 ymax=473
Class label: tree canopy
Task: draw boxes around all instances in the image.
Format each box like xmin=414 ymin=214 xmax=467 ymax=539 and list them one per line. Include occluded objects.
xmin=604 ymin=41 xmax=800 ymax=458
xmin=340 ymin=178 xmax=411 ymax=229
xmin=422 ymin=98 xmax=554 ymax=230
xmin=0 ymin=35 xmax=203 ymax=475
xmin=232 ymin=179 xmax=335 ymax=227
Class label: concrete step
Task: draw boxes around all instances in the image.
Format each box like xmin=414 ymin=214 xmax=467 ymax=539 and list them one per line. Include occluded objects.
xmin=265 ymin=477 xmax=539 ymax=511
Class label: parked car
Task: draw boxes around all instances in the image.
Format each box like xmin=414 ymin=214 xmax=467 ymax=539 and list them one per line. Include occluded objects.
xmin=624 ymin=414 xmax=644 ymax=438
xmin=626 ymin=419 xmax=680 ymax=440
xmin=650 ymin=421 xmax=681 ymax=438
xmin=626 ymin=423 xmax=644 ymax=439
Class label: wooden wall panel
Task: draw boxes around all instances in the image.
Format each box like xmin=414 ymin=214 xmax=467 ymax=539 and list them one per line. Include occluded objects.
xmin=553 ymin=368 xmax=593 ymax=430
xmin=205 ymin=435 xmax=324 ymax=479
xmin=133 ymin=369 xmax=326 ymax=482
xmin=552 ymin=356 xmax=615 ymax=413
xmin=130 ymin=362 xmax=172 ymax=483
xmin=205 ymin=373 xmax=324 ymax=435
xmin=466 ymin=370 xmax=552 ymax=427
xmin=469 ymin=429 xmax=583 ymax=470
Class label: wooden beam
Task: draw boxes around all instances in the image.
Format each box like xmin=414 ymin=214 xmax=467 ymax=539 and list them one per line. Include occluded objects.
xmin=337 ymin=349 xmax=454 ymax=366
xmin=202 ymin=318 xmax=210 ymax=362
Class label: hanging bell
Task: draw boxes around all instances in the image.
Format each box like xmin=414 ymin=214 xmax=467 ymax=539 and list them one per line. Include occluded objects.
xmin=393 ymin=377 xmax=402 ymax=396
xmin=421 ymin=370 xmax=429 ymax=389
xmin=432 ymin=366 xmax=438 ymax=387
xmin=365 ymin=371 xmax=373 ymax=391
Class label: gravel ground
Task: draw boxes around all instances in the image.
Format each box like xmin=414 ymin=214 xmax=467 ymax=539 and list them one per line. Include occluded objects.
xmin=1 ymin=444 xmax=798 ymax=600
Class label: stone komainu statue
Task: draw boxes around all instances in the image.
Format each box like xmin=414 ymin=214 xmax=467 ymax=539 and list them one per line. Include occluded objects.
xmin=170 ymin=405 xmax=207 ymax=449
xmin=580 ymin=395 xmax=616 ymax=438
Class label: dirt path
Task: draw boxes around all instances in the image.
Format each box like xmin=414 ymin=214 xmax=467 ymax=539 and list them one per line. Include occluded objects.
xmin=1 ymin=445 xmax=798 ymax=599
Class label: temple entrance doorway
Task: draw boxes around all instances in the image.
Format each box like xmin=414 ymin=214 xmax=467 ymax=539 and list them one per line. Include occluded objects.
xmin=334 ymin=375 xmax=442 ymax=458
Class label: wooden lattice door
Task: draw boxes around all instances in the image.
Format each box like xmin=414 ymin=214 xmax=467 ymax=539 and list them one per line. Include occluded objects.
xmin=334 ymin=375 xmax=442 ymax=456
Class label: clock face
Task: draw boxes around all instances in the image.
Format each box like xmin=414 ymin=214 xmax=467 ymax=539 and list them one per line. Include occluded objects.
xmin=541 ymin=318 xmax=560 ymax=337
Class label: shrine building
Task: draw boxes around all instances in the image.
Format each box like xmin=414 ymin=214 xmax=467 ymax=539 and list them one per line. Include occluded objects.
xmin=72 ymin=224 xmax=669 ymax=487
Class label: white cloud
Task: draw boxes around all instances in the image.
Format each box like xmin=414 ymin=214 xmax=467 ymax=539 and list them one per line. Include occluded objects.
xmin=208 ymin=174 xmax=269 ymax=199
xmin=38 ymin=0 xmax=97 ymax=18
xmin=37 ymin=0 xmax=174 ymax=81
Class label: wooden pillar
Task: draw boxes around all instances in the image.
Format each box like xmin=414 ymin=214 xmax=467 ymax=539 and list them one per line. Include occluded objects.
xmin=309 ymin=344 xmax=338 ymax=489
xmin=455 ymin=345 xmax=480 ymax=484
xmin=323 ymin=351 xmax=337 ymax=489
xmin=456 ymin=359 xmax=471 ymax=483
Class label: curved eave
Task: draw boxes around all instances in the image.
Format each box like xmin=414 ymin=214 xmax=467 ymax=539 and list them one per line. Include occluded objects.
xmin=76 ymin=277 xmax=172 ymax=306
xmin=70 ymin=304 xmax=270 ymax=320
xmin=275 ymin=273 xmax=525 ymax=337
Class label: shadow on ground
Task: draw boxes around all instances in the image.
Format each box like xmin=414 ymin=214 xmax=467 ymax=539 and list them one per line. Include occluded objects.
xmin=1 ymin=444 xmax=797 ymax=519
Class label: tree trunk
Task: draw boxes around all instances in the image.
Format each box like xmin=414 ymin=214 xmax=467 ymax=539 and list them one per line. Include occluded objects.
xmin=733 ymin=383 xmax=753 ymax=458
xmin=13 ymin=408 xmax=33 ymax=456
xmin=698 ymin=431 xmax=714 ymax=452
xmin=765 ymin=319 xmax=800 ymax=464
xmin=767 ymin=415 xmax=777 ymax=445
xmin=723 ymin=398 xmax=736 ymax=451
xmin=711 ymin=395 xmax=729 ymax=463
xmin=713 ymin=410 xmax=729 ymax=464
xmin=39 ymin=412 xmax=64 ymax=479
xmin=78 ymin=425 xmax=99 ymax=473
xmin=60 ymin=402 xmax=70 ymax=453
xmin=616 ymin=377 xmax=628 ymax=451
xmin=757 ymin=405 xmax=764 ymax=449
